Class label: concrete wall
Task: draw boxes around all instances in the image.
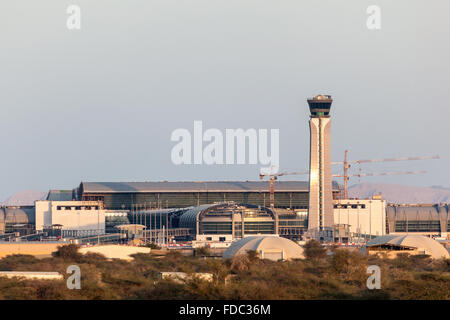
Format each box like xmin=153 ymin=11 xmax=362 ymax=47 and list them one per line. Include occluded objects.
xmin=79 ymin=245 xmax=150 ymax=260
xmin=0 ymin=271 xmax=63 ymax=280
xmin=334 ymin=199 xmax=386 ymax=237
xmin=158 ymin=272 xmax=213 ymax=283
xmin=0 ymin=243 xmax=63 ymax=258
xmin=35 ymin=201 xmax=51 ymax=231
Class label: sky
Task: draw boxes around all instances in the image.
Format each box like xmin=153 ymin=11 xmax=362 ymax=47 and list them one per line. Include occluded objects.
xmin=1 ymin=0 xmax=449 ymax=200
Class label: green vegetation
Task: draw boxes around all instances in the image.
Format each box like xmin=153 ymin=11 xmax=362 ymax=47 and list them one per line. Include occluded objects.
xmin=0 ymin=241 xmax=448 ymax=300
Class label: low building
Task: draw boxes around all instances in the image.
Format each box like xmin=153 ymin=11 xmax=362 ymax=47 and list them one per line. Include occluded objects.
xmin=0 ymin=242 xmax=65 ymax=258
xmin=79 ymin=245 xmax=150 ymax=260
xmin=275 ymin=198 xmax=386 ymax=242
xmin=35 ymin=200 xmax=106 ymax=236
xmin=223 ymin=235 xmax=304 ymax=261
xmin=333 ymin=198 xmax=386 ymax=241
xmin=386 ymin=203 xmax=449 ymax=238
xmin=0 ymin=271 xmax=63 ymax=280
xmin=362 ymin=234 xmax=449 ymax=259
xmin=0 ymin=206 xmax=35 ymax=235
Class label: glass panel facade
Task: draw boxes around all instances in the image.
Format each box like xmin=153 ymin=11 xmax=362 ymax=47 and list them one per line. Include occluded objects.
xmin=201 ymin=222 xmax=232 ymax=234
xmin=395 ymin=220 xmax=441 ymax=232
xmin=244 ymin=222 xmax=274 ymax=234
xmin=97 ymin=191 xmax=319 ymax=210
xmin=105 ymin=215 xmax=130 ymax=233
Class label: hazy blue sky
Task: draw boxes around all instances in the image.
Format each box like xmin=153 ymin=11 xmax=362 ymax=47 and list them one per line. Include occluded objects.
xmin=1 ymin=1 xmax=449 ymax=200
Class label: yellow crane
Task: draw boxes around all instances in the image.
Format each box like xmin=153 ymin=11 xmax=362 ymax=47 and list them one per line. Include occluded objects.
xmin=259 ymin=170 xmax=308 ymax=208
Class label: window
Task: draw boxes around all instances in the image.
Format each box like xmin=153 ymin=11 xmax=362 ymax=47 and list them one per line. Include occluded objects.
xmin=395 ymin=221 xmax=440 ymax=232
xmin=57 ymin=206 xmax=62 ymax=210
xmin=206 ymin=237 xmax=212 ymax=241
xmin=219 ymin=237 xmax=226 ymax=242
xmin=202 ymin=222 xmax=232 ymax=234
xmin=361 ymin=204 xmax=366 ymax=209
xmin=65 ymin=207 xmax=72 ymax=210
xmin=75 ymin=206 xmax=81 ymax=210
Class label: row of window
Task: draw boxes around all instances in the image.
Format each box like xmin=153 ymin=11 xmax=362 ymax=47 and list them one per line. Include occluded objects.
xmin=395 ymin=221 xmax=441 ymax=232
xmin=334 ymin=204 xmax=366 ymax=209
xmin=205 ymin=236 xmax=227 ymax=242
xmin=200 ymin=222 xmax=274 ymax=235
xmin=279 ymin=220 xmax=308 ymax=227
xmin=56 ymin=206 xmax=100 ymax=211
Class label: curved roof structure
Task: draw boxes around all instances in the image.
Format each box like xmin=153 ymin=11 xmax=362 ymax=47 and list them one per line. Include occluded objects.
xmin=364 ymin=234 xmax=449 ymax=259
xmin=0 ymin=208 xmax=35 ymax=224
xmin=386 ymin=205 xmax=448 ymax=221
xmin=223 ymin=236 xmax=304 ymax=261
xmin=178 ymin=204 xmax=214 ymax=229
xmin=179 ymin=201 xmax=274 ymax=229
xmin=385 ymin=204 xmax=449 ymax=234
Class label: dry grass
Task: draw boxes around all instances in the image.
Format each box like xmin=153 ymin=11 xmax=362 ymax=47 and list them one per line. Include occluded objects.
xmin=0 ymin=243 xmax=448 ymax=300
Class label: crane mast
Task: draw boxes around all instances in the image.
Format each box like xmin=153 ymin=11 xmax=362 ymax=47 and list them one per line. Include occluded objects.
xmin=332 ymin=152 xmax=439 ymax=199
xmin=259 ymin=171 xmax=308 ymax=208
xmin=259 ymin=153 xmax=439 ymax=207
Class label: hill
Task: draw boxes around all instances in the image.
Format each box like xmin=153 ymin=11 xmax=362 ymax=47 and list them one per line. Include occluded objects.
xmin=1 ymin=190 xmax=47 ymax=206
xmin=349 ymin=183 xmax=450 ymax=204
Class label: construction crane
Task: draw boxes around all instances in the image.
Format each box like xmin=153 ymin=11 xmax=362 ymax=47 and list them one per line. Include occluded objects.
xmin=259 ymin=171 xmax=308 ymax=208
xmin=332 ymin=150 xmax=440 ymax=198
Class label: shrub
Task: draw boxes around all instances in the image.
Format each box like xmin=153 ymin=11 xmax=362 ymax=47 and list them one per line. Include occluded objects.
xmin=230 ymin=254 xmax=250 ymax=272
xmin=303 ymin=240 xmax=326 ymax=262
xmin=143 ymin=243 xmax=161 ymax=250
xmin=195 ymin=247 xmax=210 ymax=257
xmin=328 ymin=249 xmax=367 ymax=285
xmin=246 ymin=250 xmax=260 ymax=263
xmin=0 ymin=254 xmax=39 ymax=270
xmin=52 ymin=244 xmax=82 ymax=261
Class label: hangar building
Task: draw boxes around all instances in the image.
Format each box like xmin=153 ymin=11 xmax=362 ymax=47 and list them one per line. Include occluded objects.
xmin=76 ymin=181 xmax=341 ymax=210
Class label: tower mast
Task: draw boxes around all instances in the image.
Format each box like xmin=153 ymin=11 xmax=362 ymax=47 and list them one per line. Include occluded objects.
xmin=307 ymin=94 xmax=334 ymax=236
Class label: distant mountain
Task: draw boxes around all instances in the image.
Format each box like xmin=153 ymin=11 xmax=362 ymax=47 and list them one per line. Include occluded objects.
xmin=1 ymin=190 xmax=48 ymax=206
xmin=348 ymin=183 xmax=450 ymax=204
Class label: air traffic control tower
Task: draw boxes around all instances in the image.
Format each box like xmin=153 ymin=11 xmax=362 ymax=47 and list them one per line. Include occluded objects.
xmin=307 ymin=94 xmax=334 ymax=238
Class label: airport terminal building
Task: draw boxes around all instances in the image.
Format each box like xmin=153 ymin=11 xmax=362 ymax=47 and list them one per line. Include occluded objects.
xmin=1 ymin=181 xmax=449 ymax=243
xmin=76 ymin=181 xmax=342 ymax=210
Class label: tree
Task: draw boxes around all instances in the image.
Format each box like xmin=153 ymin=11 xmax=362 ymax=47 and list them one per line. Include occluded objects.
xmin=196 ymin=246 xmax=210 ymax=257
xmin=303 ymin=239 xmax=326 ymax=262
xmin=246 ymin=250 xmax=260 ymax=263
xmin=144 ymin=242 xmax=161 ymax=250
xmin=52 ymin=244 xmax=82 ymax=261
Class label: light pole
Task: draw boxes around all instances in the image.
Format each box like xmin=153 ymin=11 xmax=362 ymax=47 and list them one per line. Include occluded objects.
xmin=97 ymin=200 xmax=100 ymax=245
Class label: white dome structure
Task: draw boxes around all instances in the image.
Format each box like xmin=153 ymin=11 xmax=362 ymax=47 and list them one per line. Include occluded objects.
xmin=223 ymin=236 xmax=304 ymax=261
xmin=362 ymin=235 xmax=449 ymax=259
